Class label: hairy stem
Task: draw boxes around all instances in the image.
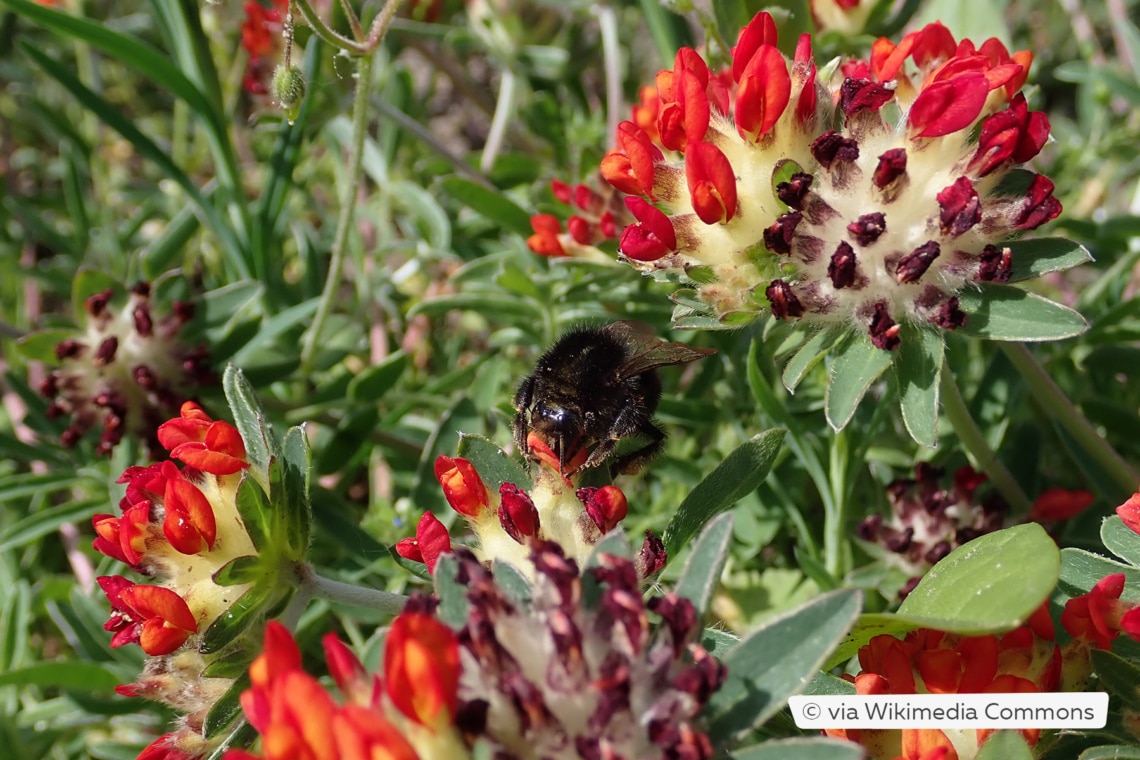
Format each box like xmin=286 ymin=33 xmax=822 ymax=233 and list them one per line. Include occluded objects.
xmin=1000 ymin=342 xmax=1140 ymax=497
xmin=301 ymin=567 xmax=408 ymax=614
xmin=939 ymin=361 xmax=1033 ymax=514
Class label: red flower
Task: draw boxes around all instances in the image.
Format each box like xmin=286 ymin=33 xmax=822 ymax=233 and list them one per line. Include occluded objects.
xmin=1062 ymin=573 xmax=1138 ymax=649
xmin=1116 ymin=493 xmax=1140 ymax=536
xmin=526 ymin=214 xmax=567 ymax=257
xmin=1028 ymin=487 xmax=1094 ymax=521
xmin=394 ymin=511 xmax=452 ymax=572
xmin=157 ymin=402 xmax=248 ymax=475
xmin=383 ymin=612 xmax=461 ymax=729
xmin=434 ymin=456 xmax=489 ymax=517
xmin=97 ymin=576 xmax=198 ymax=655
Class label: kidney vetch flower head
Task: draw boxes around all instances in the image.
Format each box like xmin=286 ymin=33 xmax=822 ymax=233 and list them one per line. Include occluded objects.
xmin=35 ymin=281 xmax=212 ymax=457
xmin=396 ymin=438 xmax=666 ymax=582
xmin=595 ymin=12 xmax=1088 ymax=432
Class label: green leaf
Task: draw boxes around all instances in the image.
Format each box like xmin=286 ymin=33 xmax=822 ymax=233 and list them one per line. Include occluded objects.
xmin=1007 ymin=238 xmax=1093 ymax=281
xmin=199 ymin=583 xmax=276 ymax=654
xmin=825 ymin=332 xmax=894 ymax=431
xmin=233 ymin=475 xmax=272 ymax=552
xmin=201 ymin=648 xmax=254 ymax=679
xmin=975 ymin=730 xmax=1035 ymax=760
xmin=71 ymin=269 xmax=123 ymax=318
xmin=492 ymin=561 xmax=532 ymax=605
xmin=894 ymin=323 xmax=944 ymax=447
xmin=1090 ymin=649 xmax=1140 ymax=710
xmin=433 ymin=554 xmax=469 ymax=629
xmin=439 ymin=177 xmax=533 ymax=237
xmin=731 ymin=738 xmax=865 ymax=760
xmin=20 ymin=44 xmax=246 ymax=276
xmin=674 ymin=512 xmax=734 ymax=618
xmin=456 ymin=434 xmax=532 ymax=491
xmin=0 ymin=499 xmax=102 ymax=553
xmin=701 ymin=627 xmax=740 ymax=658
xmin=3 ymin=0 xmax=222 ymax=132
xmin=231 ymin=297 xmax=320 ymax=366
xmin=203 ymin=673 xmax=250 ymax=739
xmin=706 ymin=589 xmax=862 ymax=740
xmin=828 ymin=524 xmax=1062 ymax=669
xmin=223 ymin=365 xmax=274 ymax=485
xmin=0 ymin=661 xmax=121 ymax=689
xmin=803 ymin=670 xmax=857 ymax=696
xmin=279 ymin=425 xmax=312 ymax=557
xmin=407 ymin=293 xmax=541 ymax=322
xmin=1059 ymin=548 xmax=1140 ymax=603
xmin=955 ymin=285 xmax=1088 ymax=342
xmin=348 ymin=352 xmax=408 ymax=403
xmin=1101 ymin=516 xmax=1140 ymax=567
xmin=1078 ymin=746 xmax=1140 ymax=760
xmin=663 ymin=430 xmax=785 ymax=559
xmin=899 ymin=524 xmax=1060 ymax=627
xmin=212 ymin=556 xmax=264 ymax=587
xmin=14 ymin=329 xmax=74 ymax=363
xmin=782 ymin=327 xmax=844 ymax=392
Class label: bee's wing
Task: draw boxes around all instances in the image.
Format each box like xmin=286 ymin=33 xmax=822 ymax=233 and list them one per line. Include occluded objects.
xmin=606 ymin=321 xmax=716 ymax=379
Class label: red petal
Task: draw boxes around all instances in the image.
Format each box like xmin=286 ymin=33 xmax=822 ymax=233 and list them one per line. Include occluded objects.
xmin=205 ymin=421 xmax=247 ymax=461
xmin=577 ymin=485 xmax=628 ymax=533
xmin=732 ymin=11 xmax=778 ymax=82
xmin=433 ymin=456 xmax=489 ymax=518
xmin=119 ymin=584 xmax=198 ymax=631
xmin=169 ymin=442 xmax=248 ymax=475
xmin=414 ymin=511 xmax=452 ymax=572
xmin=908 ymin=73 xmax=989 ymax=137
xmin=911 ymin=22 xmax=957 ymax=68
xmin=394 ymin=537 xmax=424 ymax=563
xmin=384 ymin=612 xmax=460 ymax=728
xmin=685 ymin=142 xmax=738 ymax=224
xmin=1122 ymin=607 xmax=1140 ymax=642
xmin=550 ymin=179 xmax=572 ymax=204
xmin=498 ymin=483 xmax=540 ymax=543
xmin=1117 ymin=493 xmax=1140 ymax=535
xmin=138 ymin=616 xmax=193 ymax=655
xmin=1029 ymin=488 xmax=1094 ymax=521
xmin=735 ymin=45 xmax=791 ymax=141
xmin=620 ymin=197 xmax=677 ymax=261
xmin=527 ymin=214 xmax=567 ymax=257
xmin=163 ymin=477 xmax=218 ymax=552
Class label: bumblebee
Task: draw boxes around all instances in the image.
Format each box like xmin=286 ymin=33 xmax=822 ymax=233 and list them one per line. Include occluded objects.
xmin=512 ymin=321 xmax=714 ymax=475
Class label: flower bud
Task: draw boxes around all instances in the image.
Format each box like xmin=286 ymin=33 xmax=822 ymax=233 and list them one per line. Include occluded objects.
xmin=271 ymin=64 xmax=306 ymax=122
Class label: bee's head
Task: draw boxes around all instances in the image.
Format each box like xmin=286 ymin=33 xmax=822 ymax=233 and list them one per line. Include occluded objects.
xmin=532 ymin=401 xmax=582 ymax=472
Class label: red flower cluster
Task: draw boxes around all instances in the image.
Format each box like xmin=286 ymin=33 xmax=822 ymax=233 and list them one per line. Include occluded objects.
xmin=94 ymin=402 xmax=251 ymax=656
xmin=240 ymin=0 xmax=288 ymax=94
xmin=527 ymin=178 xmax=632 ymax=259
xmin=226 ymin=608 xmax=462 ymax=760
xmin=394 ymin=453 xmax=646 ymax=577
xmin=586 ymin=11 xmax=1061 ymax=343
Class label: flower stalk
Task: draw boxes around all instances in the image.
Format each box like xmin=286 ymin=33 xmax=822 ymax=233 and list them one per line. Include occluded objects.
xmin=299 ymin=566 xmax=408 ymax=615
xmin=1000 ymin=341 xmax=1140 ymax=498
xmin=939 ymin=360 xmax=1033 ymax=514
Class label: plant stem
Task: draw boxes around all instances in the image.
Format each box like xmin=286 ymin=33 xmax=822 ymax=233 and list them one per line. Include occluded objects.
xmin=595 ymin=4 xmax=622 ymax=143
xmin=480 ymin=67 xmax=518 ymax=173
xmin=300 ymin=566 xmax=408 ymax=614
xmin=939 ymin=361 xmax=1033 ymax=514
xmin=365 ymin=0 xmax=406 ymax=49
xmin=1000 ymin=342 xmax=1140 ymax=497
xmin=301 ymin=52 xmax=375 ymax=368
xmin=292 ymin=0 xmax=366 ymax=54
xmin=824 ymin=429 xmax=849 ymax=577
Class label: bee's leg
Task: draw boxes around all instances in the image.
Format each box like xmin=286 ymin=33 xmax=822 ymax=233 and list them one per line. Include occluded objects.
xmin=512 ymin=378 xmax=535 ymax=464
xmin=610 ymin=422 xmax=666 ymax=475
